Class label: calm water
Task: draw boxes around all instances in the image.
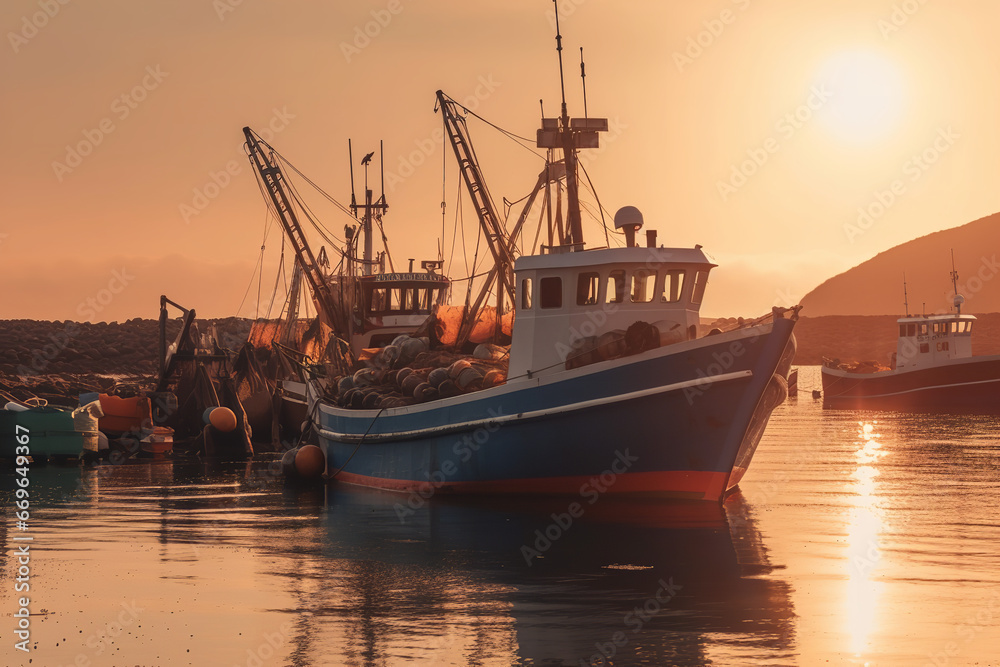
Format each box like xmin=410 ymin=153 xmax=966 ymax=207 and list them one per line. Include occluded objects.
xmin=3 ymin=367 xmax=999 ymax=666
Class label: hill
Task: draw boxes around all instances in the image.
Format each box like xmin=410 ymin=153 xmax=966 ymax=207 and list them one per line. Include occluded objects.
xmin=800 ymin=212 xmax=1000 ymax=316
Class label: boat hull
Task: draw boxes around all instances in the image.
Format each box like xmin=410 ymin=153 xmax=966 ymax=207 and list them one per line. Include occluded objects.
xmin=821 ymin=355 xmax=1000 ymax=413
xmin=314 ymin=317 xmax=796 ymax=502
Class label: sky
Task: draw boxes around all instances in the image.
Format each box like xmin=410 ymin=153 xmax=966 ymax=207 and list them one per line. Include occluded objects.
xmin=2 ymin=0 xmax=998 ymax=322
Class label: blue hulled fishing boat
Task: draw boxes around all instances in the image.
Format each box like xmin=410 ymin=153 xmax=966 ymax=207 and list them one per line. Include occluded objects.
xmin=247 ymin=17 xmax=798 ymax=501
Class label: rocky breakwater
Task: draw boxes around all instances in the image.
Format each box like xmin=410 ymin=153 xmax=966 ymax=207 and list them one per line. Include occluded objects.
xmin=0 ymin=317 xmax=254 ymax=406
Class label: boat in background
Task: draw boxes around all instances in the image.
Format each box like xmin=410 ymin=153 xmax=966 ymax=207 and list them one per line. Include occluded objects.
xmin=241 ymin=137 xmax=451 ymax=443
xmin=822 ymin=261 xmax=1000 ymax=412
xmin=0 ymin=400 xmax=102 ymax=461
xmin=258 ymin=16 xmax=799 ymax=502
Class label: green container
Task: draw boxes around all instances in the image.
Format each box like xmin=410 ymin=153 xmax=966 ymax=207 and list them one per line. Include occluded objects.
xmin=0 ymin=408 xmax=90 ymax=458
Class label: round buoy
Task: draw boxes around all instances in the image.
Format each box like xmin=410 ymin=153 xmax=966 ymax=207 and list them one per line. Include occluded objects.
xmin=202 ymin=407 xmax=218 ymax=424
xmin=294 ymin=444 xmax=325 ymax=478
xmin=209 ymin=407 xmax=237 ymax=432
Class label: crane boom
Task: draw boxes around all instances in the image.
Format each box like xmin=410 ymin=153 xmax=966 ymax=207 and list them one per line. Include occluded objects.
xmin=436 ymin=91 xmax=516 ymax=306
xmin=242 ymin=127 xmax=353 ymax=355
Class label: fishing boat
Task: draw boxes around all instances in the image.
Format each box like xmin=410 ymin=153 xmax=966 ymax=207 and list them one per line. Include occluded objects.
xmin=821 ymin=266 xmax=1000 ymax=412
xmin=241 ymin=138 xmax=451 ymax=442
xmin=250 ymin=20 xmax=799 ymax=501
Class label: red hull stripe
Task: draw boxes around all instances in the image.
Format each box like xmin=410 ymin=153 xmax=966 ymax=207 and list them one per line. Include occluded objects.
xmin=329 ymin=470 xmax=731 ymax=502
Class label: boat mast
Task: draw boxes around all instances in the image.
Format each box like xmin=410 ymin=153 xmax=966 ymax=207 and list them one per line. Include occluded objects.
xmin=902 ymin=273 xmax=909 ymax=317
xmin=243 ymin=127 xmax=354 ymax=363
xmin=554 ymin=4 xmax=584 ymax=248
xmin=950 ymin=249 xmax=962 ymax=315
xmin=537 ymin=0 xmax=607 ymax=250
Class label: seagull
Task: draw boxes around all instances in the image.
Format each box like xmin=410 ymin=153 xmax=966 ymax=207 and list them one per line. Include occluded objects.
xmin=361 ymin=151 xmax=374 ymax=165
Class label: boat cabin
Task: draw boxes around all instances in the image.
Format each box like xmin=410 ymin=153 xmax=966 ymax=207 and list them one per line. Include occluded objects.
xmin=894 ymin=314 xmax=975 ymax=370
xmin=354 ymin=272 xmax=451 ymax=348
xmin=508 ymin=245 xmax=716 ymax=378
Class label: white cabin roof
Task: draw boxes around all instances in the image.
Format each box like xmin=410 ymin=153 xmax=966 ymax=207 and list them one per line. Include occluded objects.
xmin=514 ymin=246 xmax=716 ymax=272
xmin=897 ymin=314 xmax=977 ymax=324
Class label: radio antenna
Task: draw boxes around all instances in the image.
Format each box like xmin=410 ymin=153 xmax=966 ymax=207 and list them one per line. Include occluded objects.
xmin=902 ymin=273 xmax=909 ymax=317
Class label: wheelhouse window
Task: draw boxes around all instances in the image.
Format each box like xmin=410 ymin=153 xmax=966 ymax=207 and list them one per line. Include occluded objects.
xmin=418 ymin=288 xmax=432 ymax=312
xmin=539 ymin=277 xmax=562 ymax=309
xmin=906 ymin=324 xmax=916 ymax=336
xmin=662 ymin=269 xmax=685 ymax=303
xmin=919 ymin=324 xmax=929 ymax=336
xmin=899 ymin=324 xmax=907 ymax=337
xmin=577 ymin=272 xmax=600 ymax=306
xmin=631 ymin=269 xmax=656 ymax=303
xmin=403 ymin=288 xmax=417 ymax=312
xmin=691 ymin=270 xmax=709 ymax=305
xmin=390 ymin=288 xmax=403 ymax=311
xmin=521 ymin=278 xmax=533 ymax=310
xmin=919 ymin=343 xmax=930 ymax=353
xmin=606 ymin=270 xmax=625 ymax=304
xmin=370 ymin=287 xmax=388 ymax=313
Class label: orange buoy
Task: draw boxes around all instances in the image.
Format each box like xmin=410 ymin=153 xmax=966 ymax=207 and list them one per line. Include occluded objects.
xmin=294 ymin=444 xmax=325 ymax=478
xmin=209 ymin=407 xmax=238 ymax=432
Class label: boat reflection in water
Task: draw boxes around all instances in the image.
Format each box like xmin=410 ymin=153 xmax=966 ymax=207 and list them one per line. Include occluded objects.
xmin=308 ymin=485 xmax=795 ymax=666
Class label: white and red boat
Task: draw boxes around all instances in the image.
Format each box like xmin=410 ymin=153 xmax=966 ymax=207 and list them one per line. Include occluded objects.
xmin=821 ymin=285 xmax=1000 ymax=412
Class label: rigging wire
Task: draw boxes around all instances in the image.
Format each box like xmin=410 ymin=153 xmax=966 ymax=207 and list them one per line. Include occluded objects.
xmin=579 ymin=162 xmax=611 ymax=247
xmin=440 ymin=92 xmax=545 ymax=159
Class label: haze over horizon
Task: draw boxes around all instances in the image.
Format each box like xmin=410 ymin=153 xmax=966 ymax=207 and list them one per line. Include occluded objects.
xmin=3 ymin=1 xmax=999 ymax=321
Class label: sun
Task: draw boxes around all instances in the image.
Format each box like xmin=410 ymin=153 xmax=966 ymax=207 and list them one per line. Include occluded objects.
xmin=814 ymin=50 xmax=907 ymax=144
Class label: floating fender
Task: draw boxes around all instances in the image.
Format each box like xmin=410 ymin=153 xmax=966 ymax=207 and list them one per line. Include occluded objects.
xmin=281 ymin=447 xmax=300 ymax=476
xmin=294 ymin=445 xmax=325 ymax=478
xmin=209 ymin=407 xmax=237 ymax=433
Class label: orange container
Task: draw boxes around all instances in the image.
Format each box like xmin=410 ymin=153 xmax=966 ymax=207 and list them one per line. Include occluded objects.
xmin=98 ymin=394 xmax=152 ymax=435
